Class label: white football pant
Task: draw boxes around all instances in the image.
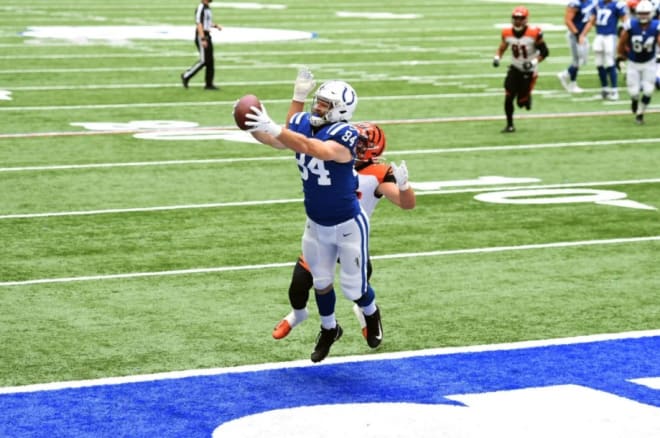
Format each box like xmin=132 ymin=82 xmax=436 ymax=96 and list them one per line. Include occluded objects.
xmin=302 ymin=211 xmax=370 ymax=301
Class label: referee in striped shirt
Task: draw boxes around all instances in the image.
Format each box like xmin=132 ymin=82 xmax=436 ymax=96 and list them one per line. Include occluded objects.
xmin=181 ymin=0 xmax=222 ymax=90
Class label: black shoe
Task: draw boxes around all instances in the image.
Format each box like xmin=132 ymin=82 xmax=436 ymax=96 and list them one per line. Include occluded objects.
xmin=310 ymin=324 xmax=342 ymax=363
xmin=501 ymin=125 xmax=515 ymax=133
xmin=635 ymin=114 xmax=644 ymax=125
xmin=180 ymin=73 xmax=189 ymax=89
xmin=364 ymin=307 xmax=383 ymax=348
xmin=204 ymin=85 xmax=219 ymax=90
xmin=632 ymin=99 xmax=638 ymax=114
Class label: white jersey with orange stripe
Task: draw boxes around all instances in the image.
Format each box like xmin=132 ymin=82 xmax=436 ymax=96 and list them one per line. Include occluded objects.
xmin=356 ymin=161 xmax=396 ymax=217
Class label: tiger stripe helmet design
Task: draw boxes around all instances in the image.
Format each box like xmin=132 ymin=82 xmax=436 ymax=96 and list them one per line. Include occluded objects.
xmin=512 ymin=6 xmax=529 ymax=31
xmin=354 ymin=122 xmax=386 ymax=162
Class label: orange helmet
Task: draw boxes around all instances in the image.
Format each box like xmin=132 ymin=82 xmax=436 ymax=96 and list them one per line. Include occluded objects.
xmin=354 ymin=122 xmax=386 ymax=162
xmin=512 ymin=6 xmax=529 ymax=31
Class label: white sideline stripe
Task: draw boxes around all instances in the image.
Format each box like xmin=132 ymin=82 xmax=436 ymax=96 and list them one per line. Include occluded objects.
xmin=1 ymin=328 xmax=659 ymax=395
xmin=2 ymin=178 xmax=658 ymax=220
xmin=1 ymin=235 xmax=658 ymax=288
xmin=3 ymin=138 xmax=660 ymax=172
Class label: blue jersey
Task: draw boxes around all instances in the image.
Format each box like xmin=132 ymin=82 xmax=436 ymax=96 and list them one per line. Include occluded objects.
xmin=288 ymin=112 xmax=361 ymax=226
xmin=569 ymin=0 xmax=596 ymax=34
xmin=624 ymin=19 xmax=660 ymax=63
xmin=592 ymin=0 xmax=627 ymax=35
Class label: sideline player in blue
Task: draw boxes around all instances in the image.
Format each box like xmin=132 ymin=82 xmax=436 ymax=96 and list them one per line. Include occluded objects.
xmin=617 ymin=0 xmax=660 ymax=123
xmin=558 ymin=0 xmax=596 ymax=93
xmin=244 ymin=80 xmax=383 ymax=363
xmin=583 ymin=0 xmax=628 ymax=100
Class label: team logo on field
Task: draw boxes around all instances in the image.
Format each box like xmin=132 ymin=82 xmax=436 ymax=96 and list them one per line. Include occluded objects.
xmin=1 ymin=333 xmax=659 ymax=436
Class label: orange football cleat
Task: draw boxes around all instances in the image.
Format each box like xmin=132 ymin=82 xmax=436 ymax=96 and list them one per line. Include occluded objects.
xmin=272 ymin=320 xmax=292 ymax=339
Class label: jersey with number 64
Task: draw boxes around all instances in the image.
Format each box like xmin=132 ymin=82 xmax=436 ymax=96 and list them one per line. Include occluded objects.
xmin=288 ymin=112 xmax=361 ymax=226
xmin=623 ymin=19 xmax=660 ymax=63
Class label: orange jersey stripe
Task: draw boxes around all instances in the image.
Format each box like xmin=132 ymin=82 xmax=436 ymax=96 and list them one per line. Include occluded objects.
xmin=357 ymin=162 xmax=390 ymax=183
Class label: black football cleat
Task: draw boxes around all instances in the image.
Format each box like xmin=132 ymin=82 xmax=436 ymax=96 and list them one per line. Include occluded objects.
xmin=204 ymin=85 xmax=219 ymax=90
xmin=311 ymin=324 xmax=342 ymax=363
xmin=501 ymin=125 xmax=516 ymax=133
xmin=180 ymin=73 xmax=189 ymax=89
xmin=635 ymin=114 xmax=644 ymax=125
xmin=364 ymin=307 xmax=383 ymax=348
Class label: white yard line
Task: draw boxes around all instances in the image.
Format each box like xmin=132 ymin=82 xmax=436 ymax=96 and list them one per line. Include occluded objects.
xmin=0 ymin=198 xmax=302 ymax=220
xmin=2 ymin=137 xmax=659 ymax=172
xmin=1 ymin=109 xmax=658 ymax=139
xmin=1 ymin=327 xmax=659 ymax=394
xmin=1 ymin=178 xmax=658 ymax=220
xmin=0 ymin=156 xmax=291 ymax=172
xmin=1 ymin=235 xmax=658 ymax=287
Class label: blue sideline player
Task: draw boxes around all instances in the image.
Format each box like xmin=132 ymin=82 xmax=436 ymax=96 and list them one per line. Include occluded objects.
xmin=617 ymin=0 xmax=660 ymax=123
xmin=557 ymin=0 xmax=596 ymax=93
xmin=245 ymin=80 xmax=383 ymax=363
xmin=583 ymin=0 xmax=628 ymax=100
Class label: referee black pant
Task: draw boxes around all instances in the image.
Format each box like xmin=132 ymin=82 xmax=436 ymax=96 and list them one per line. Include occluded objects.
xmin=183 ymin=32 xmax=214 ymax=87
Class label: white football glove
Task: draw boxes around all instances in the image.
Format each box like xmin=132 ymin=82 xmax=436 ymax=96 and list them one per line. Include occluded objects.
xmin=292 ymin=66 xmax=316 ymax=102
xmin=245 ymin=104 xmax=282 ymax=137
xmin=391 ymin=160 xmax=410 ymax=191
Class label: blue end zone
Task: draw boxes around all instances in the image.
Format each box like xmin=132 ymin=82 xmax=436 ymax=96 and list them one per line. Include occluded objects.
xmin=1 ymin=336 xmax=659 ymax=436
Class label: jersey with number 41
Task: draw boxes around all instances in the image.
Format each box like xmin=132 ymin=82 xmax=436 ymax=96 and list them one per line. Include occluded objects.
xmin=288 ymin=112 xmax=361 ymax=226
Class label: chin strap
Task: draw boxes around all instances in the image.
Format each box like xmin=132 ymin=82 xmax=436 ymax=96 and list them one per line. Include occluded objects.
xmin=310 ymin=115 xmax=325 ymax=127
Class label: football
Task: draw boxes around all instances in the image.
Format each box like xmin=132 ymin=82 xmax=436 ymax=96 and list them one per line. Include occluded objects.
xmin=233 ymin=94 xmax=261 ymax=131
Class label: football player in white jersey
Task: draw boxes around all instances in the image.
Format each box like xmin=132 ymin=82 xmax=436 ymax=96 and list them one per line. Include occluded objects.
xmin=272 ymin=120 xmax=416 ymax=341
xmin=246 ymin=72 xmax=382 ymax=363
xmin=492 ymin=6 xmax=550 ymax=133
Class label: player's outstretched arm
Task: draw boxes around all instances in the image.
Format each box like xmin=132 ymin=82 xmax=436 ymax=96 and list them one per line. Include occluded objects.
xmin=247 ymin=104 xmax=352 ymax=162
xmin=379 ymin=161 xmax=416 ymax=210
xmin=286 ymin=67 xmax=316 ymax=128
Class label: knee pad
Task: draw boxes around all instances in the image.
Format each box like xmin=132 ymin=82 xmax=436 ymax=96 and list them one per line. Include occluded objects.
xmin=313 ymin=278 xmax=333 ymax=291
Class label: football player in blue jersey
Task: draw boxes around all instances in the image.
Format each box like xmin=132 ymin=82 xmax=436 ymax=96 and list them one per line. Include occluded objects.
xmin=245 ymin=78 xmax=383 ymax=363
xmin=270 ymin=68 xmax=416 ymax=344
xmin=583 ymin=0 xmax=628 ymax=99
xmin=617 ymin=0 xmax=660 ymax=123
xmin=653 ymin=0 xmax=660 ymax=89
xmin=558 ymin=0 xmax=596 ymax=93
xmin=272 ymin=121 xmax=416 ymax=342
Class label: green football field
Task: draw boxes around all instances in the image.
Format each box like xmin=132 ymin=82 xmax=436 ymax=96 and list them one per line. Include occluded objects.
xmin=1 ymin=0 xmax=659 ymax=388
